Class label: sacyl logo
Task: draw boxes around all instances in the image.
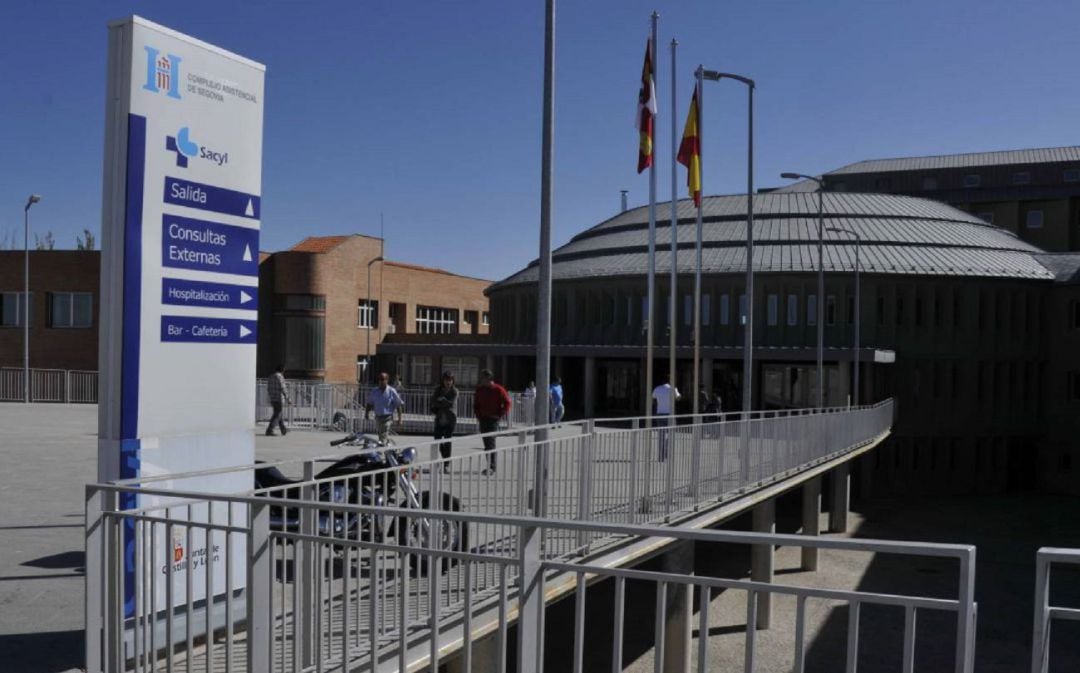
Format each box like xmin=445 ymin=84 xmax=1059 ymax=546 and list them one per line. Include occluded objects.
xmin=166 ymin=127 xmax=229 ymax=168
xmin=142 ymin=46 xmax=182 ymax=99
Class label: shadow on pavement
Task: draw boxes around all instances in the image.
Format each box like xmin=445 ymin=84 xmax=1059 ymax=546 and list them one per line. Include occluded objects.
xmin=0 ymin=629 xmax=84 ymax=673
xmin=21 ymin=550 xmax=85 ymax=572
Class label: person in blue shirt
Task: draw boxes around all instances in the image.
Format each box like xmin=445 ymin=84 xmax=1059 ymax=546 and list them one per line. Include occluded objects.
xmin=549 ymin=376 xmax=565 ymax=425
xmin=365 ymin=372 xmax=404 ymax=445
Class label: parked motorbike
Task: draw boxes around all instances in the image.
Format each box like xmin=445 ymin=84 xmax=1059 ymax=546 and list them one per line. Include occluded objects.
xmin=253 ymin=432 xmax=467 ymax=574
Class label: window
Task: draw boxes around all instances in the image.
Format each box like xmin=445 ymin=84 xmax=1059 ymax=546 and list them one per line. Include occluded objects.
xmin=847 ymin=296 xmax=855 ymax=326
xmin=915 ymin=295 xmax=923 ymax=327
xmin=895 ymin=296 xmax=904 ymax=326
xmin=626 ymin=296 xmax=634 ymax=326
xmin=976 ymin=212 xmax=994 ymax=224
xmin=877 ymin=294 xmax=886 ymax=326
xmin=281 ymin=294 xmax=325 ymax=310
xmin=443 ymin=356 xmax=479 ymax=386
xmin=921 ymin=176 xmax=938 ymax=190
xmin=48 ymin=292 xmax=92 ymax=328
xmin=807 ymin=294 xmax=818 ymax=326
xmin=683 ymin=294 xmax=693 ymax=326
xmin=702 ymin=294 xmax=711 ymax=326
xmin=1 ymin=292 xmax=31 ymax=327
xmin=357 ymin=299 xmax=378 ymax=329
xmin=410 ymin=355 xmax=433 ymax=385
xmin=826 ymin=295 xmax=837 ymax=326
xmin=482 ymin=311 xmax=490 ymax=326
xmin=603 ymin=294 xmax=616 ymax=326
xmin=1026 ymin=210 xmax=1044 ymax=229
xmin=739 ymin=294 xmax=748 ymax=325
xmin=963 ymin=174 xmax=981 ymax=188
xmin=415 ymin=306 xmax=459 ymax=334
xmin=1012 ymin=171 xmax=1032 ymax=185
xmin=1064 ymin=168 xmax=1080 ymax=183
xmin=719 ymin=294 xmax=730 ymax=326
xmin=767 ymin=294 xmax=778 ymax=326
xmin=641 ymin=297 xmax=650 ymax=327
xmin=787 ymin=294 xmax=798 ymax=326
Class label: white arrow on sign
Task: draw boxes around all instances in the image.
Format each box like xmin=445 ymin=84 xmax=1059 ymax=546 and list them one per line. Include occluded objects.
xmin=240 ymin=290 xmax=253 ymax=304
xmin=242 ymin=244 xmax=253 ymax=262
xmin=239 ymin=325 xmax=252 ymax=338
xmin=244 ymin=199 xmax=255 ymax=217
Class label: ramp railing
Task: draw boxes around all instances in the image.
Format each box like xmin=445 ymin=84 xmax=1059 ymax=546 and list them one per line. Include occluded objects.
xmin=1031 ymin=547 xmax=1080 ymax=673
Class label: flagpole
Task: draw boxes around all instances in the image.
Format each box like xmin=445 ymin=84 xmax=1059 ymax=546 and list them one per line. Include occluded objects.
xmin=692 ymin=68 xmax=703 ymax=415
xmin=669 ymin=37 xmax=678 ymax=421
xmin=646 ymin=11 xmax=658 ymax=425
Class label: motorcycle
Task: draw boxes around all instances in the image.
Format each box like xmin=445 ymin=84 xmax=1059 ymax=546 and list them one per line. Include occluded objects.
xmin=253 ymin=432 xmax=467 ymax=574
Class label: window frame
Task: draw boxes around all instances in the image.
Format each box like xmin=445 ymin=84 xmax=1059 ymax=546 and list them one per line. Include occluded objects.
xmin=357 ymin=299 xmax=379 ymax=329
xmin=48 ymin=291 xmax=93 ymax=329
xmin=963 ymin=174 xmax=981 ymax=188
xmin=0 ymin=291 xmax=31 ymax=328
xmin=1025 ymin=210 xmax=1044 ymax=229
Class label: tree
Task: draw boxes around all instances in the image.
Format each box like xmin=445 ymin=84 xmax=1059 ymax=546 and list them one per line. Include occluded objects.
xmin=76 ymin=229 xmax=96 ymax=251
xmin=34 ymin=231 xmax=55 ymax=250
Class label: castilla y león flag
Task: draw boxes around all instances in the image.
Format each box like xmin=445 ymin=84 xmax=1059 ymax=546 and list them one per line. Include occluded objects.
xmin=636 ymin=39 xmax=657 ymax=173
xmin=677 ymin=82 xmax=701 ymax=206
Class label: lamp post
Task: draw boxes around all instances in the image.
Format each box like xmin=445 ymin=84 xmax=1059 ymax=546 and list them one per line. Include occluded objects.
xmin=781 ymin=172 xmax=825 ymax=408
xmin=23 ymin=194 xmax=41 ymax=403
xmin=701 ymin=70 xmax=754 ymax=413
xmin=365 ymin=256 xmax=384 ymax=383
xmin=827 ymin=227 xmax=860 ymax=406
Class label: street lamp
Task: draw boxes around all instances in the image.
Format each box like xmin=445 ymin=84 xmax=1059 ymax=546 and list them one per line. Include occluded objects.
xmin=827 ymin=227 xmax=860 ymax=406
xmin=23 ymin=194 xmax=41 ymax=403
xmin=701 ymin=69 xmax=755 ymax=413
xmin=364 ymin=256 xmax=384 ymax=384
xmin=781 ymin=172 xmax=826 ymax=408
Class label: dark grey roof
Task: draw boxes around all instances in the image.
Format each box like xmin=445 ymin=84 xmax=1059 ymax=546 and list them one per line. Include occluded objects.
xmin=491 ymin=193 xmax=1055 ymax=290
xmin=1033 ymin=254 xmax=1080 ymax=285
xmin=827 ymin=146 xmax=1080 ymax=175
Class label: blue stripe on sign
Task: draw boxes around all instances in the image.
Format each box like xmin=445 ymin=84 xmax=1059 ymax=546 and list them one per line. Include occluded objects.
xmin=120 ymin=114 xmax=147 ymax=620
xmin=161 ymin=214 xmax=260 ymax=276
xmin=163 ymin=175 xmax=260 ymax=219
xmin=161 ymin=278 xmax=258 ymax=310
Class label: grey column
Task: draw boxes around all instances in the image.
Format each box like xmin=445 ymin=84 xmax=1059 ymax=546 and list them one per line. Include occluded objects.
xmin=801 ymin=477 xmax=821 ymax=571
xmin=751 ymin=499 xmax=775 ymax=630
xmin=660 ymin=541 xmax=693 ymax=673
xmin=829 ymin=463 xmax=850 ymax=533
xmin=584 ymin=355 xmax=596 ymax=419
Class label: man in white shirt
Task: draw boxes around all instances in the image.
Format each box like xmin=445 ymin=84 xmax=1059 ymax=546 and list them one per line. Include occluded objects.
xmin=651 ymin=375 xmax=680 ymax=461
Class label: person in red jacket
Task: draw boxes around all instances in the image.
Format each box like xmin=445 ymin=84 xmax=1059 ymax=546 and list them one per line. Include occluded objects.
xmin=473 ymin=369 xmax=512 ymax=475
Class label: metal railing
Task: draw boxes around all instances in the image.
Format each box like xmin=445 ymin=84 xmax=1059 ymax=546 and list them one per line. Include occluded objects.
xmin=86 ymin=402 xmax=905 ymax=672
xmin=0 ymin=366 xmax=99 ymax=403
xmin=1031 ymin=547 xmax=1080 ymax=673
xmin=255 ymin=380 xmax=532 ymax=434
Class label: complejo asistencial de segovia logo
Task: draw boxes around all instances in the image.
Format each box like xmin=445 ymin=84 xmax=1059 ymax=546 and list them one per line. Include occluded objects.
xmin=143 ymin=46 xmax=182 ymax=99
xmin=166 ymin=127 xmax=229 ymax=168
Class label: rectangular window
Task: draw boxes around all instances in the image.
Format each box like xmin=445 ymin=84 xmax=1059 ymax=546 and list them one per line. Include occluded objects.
xmin=963 ymin=174 xmax=981 ymax=188
xmin=826 ymin=295 xmax=837 ymax=326
xmin=1026 ymin=210 xmax=1044 ymax=229
xmin=877 ymin=294 xmax=886 ymax=326
xmin=1064 ymin=168 xmax=1080 ymax=183
xmin=847 ymin=295 xmax=855 ymax=326
xmin=603 ymin=294 xmax=616 ymax=326
xmin=641 ymin=297 xmax=650 ymax=327
xmin=915 ymin=295 xmax=923 ymax=327
xmin=896 ymin=296 xmax=904 ymax=326
xmin=807 ymin=294 xmax=818 ymax=327
xmin=482 ymin=311 xmax=490 ymax=326
xmin=953 ymin=290 xmax=963 ymax=329
xmin=410 ymin=355 xmax=433 ymax=385
xmin=767 ymin=294 xmax=778 ymax=326
xmin=1012 ymin=171 xmax=1031 ymax=185
xmin=0 ymin=292 xmax=31 ymax=327
xmin=702 ymin=294 xmax=711 ymax=326
xmin=921 ymin=176 xmax=938 ymax=190
xmin=415 ymin=305 xmax=459 ymax=335
xmin=443 ymin=356 xmax=479 ymax=387
xmin=683 ymin=294 xmax=693 ymax=326
xmin=48 ymin=292 xmax=92 ymax=328
xmin=357 ymin=299 xmax=379 ymax=329
xmin=977 ymin=212 xmax=994 ymax=224
xmin=719 ymin=294 xmax=730 ymax=326
xmin=787 ymin=294 xmax=798 ymax=326
xmin=626 ymin=296 xmax=634 ymax=326
xmin=739 ymin=294 xmax=748 ymax=326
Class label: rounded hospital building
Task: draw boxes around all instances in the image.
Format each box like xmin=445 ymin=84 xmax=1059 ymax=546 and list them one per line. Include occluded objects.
xmin=385 ymin=192 xmax=1080 ymax=495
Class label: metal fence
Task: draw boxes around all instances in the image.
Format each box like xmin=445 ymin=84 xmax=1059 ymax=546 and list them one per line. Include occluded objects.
xmin=0 ymin=367 xmax=98 ymax=403
xmin=83 ymin=402 xmax=935 ymax=673
xmin=1031 ymin=547 xmax=1080 ymax=673
xmin=255 ymin=380 xmax=533 ymax=434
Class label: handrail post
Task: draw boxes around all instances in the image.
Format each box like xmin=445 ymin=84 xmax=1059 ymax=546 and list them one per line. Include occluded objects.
xmin=956 ymin=546 xmax=976 ymax=673
xmin=247 ymin=501 xmax=271 ymax=672
xmin=299 ymin=461 xmax=316 ymax=667
xmin=85 ymin=485 xmax=112 ymax=673
xmin=629 ymin=419 xmax=640 ymax=522
xmin=1031 ymin=550 xmax=1051 ymax=673
xmin=577 ymin=420 xmax=595 ymax=549
xmin=517 ymin=523 xmax=542 ymax=673
xmin=690 ymin=414 xmax=702 ymax=500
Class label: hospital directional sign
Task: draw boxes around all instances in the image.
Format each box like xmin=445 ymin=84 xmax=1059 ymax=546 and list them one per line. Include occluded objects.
xmin=161 ymin=215 xmax=259 ymax=276
xmin=161 ymin=278 xmax=257 ymax=310
xmin=161 ymin=315 xmax=257 ymax=344
xmin=164 ymin=176 xmax=260 ymax=219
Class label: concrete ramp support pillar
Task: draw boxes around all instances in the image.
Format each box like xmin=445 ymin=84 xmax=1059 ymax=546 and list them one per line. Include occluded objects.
xmin=660 ymin=541 xmax=694 ymax=673
xmin=829 ymin=463 xmax=851 ymax=534
xmin=801 ymin=476 xmax=821 ymax=571
xmin=751 ymin=499 xmax=775 ymax=630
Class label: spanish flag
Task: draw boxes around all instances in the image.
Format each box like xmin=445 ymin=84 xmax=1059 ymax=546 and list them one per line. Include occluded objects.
xmin=636 ymin=39 xmax=657 ymax=174
xmin=677 ymin=82 xmax=702 ymax=206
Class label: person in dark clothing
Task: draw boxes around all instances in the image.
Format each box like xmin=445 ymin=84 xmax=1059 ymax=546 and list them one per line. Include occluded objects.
xmin=266 ymin=364 xmax=290 ymax=436
xmin=430 ymin=371 xmax=458 ymax=471
xmin=473 ymin=369 xmax=512 ymax=475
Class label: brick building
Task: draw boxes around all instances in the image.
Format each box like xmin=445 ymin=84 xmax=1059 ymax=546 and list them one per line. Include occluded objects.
xmin=256 ymin=235 xmax=491 ymax=383
xmin=0 ymin=250 xmax=100 ymax=372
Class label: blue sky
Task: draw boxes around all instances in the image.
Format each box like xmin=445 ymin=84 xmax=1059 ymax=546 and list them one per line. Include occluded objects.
xmin=2 ymin=0 xmax=1079 ymax=281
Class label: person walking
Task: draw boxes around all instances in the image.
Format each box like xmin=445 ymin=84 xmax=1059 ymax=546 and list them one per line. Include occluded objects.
xmin=652 ymin=374 xmax=681 ymax=461
xmin=474 ymin=369 xmax=512 ymax=475
xmin=366 ymin=372 xmax=404 ymax=445
xmin=549 ymin=376 xmax=565 ymax=425
xmin=266 ymin=364 xmax=290 ymax=436
xmin=430 ymin=371 xmax=458 ymax=471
